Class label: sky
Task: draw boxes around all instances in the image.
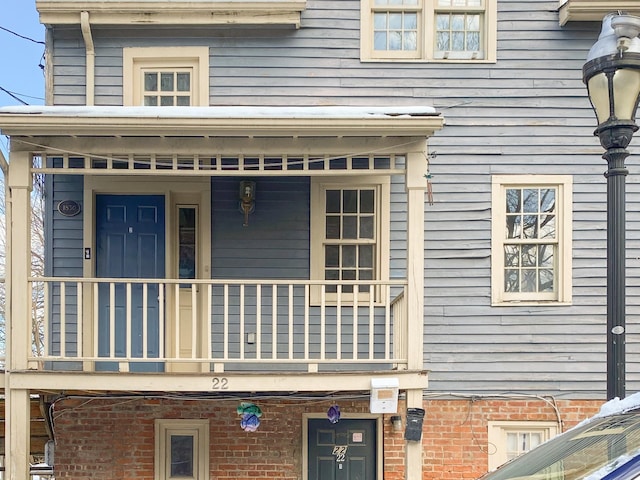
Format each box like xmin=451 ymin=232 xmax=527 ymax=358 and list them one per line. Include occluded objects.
xmin=0 ymin=1 xmax=46 ymax=155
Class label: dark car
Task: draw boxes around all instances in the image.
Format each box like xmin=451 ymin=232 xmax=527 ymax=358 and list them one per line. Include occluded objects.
xmin=478 ymin=394 xmax=640 ymax=480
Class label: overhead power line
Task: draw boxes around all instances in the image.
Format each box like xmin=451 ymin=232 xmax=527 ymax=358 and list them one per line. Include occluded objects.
xmin=0 ymin=25 xmax=44 ymax=45
xmin=0 ymin=86 xmax=30 ymax=105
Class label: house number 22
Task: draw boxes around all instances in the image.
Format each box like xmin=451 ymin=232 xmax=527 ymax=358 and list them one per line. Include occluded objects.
xmin=211 ymin=377 xmax=229 ymax=390
xmin=332 ymin=446 xmax=348 ymax=463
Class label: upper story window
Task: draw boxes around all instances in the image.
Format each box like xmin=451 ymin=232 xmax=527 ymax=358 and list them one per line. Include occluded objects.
xmin=491 ymin=175 xmax=572 ymax=305
xmin=487 ymin=421 xmax=559 ymax=471
xmin=311 ymin=177 xmax=390 ymax=303
xmin=361 ymin=0 xmax=497 ymax=62
xmin=123 ymin=47 xmax=209 ymax=106
xmin=142 ymin=70 xmax=193 ymax=106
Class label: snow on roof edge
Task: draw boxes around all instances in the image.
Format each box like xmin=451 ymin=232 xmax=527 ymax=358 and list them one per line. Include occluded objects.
xmin=0 ymin=105 xmax=440 ymax=119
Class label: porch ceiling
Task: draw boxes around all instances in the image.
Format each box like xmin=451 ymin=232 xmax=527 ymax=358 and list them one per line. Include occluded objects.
xmin=0 ymin=106 xmax=445 ymax=139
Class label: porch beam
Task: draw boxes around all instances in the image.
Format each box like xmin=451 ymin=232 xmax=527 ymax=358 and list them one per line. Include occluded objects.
xmin=8 ymin=370 xmax=428 ymax=393
xmin=10 ymin=135 xmax=428 ymax=156
xmin=0 ymin=107 xmax=444 ymax=138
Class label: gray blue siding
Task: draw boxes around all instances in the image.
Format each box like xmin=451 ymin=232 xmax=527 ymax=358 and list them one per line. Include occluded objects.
xmin=211 ymin=177 xmax=310 ymax=279
xmin=45 ymin=0 xmax=640 ymax=397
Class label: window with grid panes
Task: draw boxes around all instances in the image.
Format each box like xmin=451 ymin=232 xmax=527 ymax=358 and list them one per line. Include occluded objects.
xmin=487 ymin=421 xmax=559 ymax=471
xmin=311 ymin=177 xmax=390 ymax=303
xmin=142 ymin=69 xmax=193 ymax=106
xmin=324 ymin=187 xmax=376 ymax=293
xmin=123 ymin=47 xmax=209 ymax=106
xmin=362 ymin=0 xmax=496 ymax=62
xmin=491 ymin=176 xmax=572 ymax=305
xmin=435 ymin=2 xmax=482 ymax=58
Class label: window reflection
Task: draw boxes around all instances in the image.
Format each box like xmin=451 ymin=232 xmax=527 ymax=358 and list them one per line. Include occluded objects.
xmin=170 ymin=434 xmax=194 ymax=477
xmin=178 ymin=207 xmax=197 ymax=279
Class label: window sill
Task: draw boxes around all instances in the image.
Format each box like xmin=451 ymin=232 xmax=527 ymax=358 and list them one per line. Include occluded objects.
xmin=491 ymin=300 xmax=572 ymax=307
xmin=360 ymin=57 xmax=497 ymax=64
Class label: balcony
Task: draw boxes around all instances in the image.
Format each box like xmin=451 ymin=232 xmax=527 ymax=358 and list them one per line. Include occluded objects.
xmin=27 ymin=277 xmax=409 ymax=373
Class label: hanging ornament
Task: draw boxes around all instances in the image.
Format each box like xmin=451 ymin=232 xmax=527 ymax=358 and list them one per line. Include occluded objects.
xmin=424 ymin=172 xmax=434 ymax=206
xmin=237 ymin=402 xmax=262 ymax=432
xmin=240 ymin=413 xmax=261 ymax=432
xmin=327 ymin=404 xmax=341 ymax=424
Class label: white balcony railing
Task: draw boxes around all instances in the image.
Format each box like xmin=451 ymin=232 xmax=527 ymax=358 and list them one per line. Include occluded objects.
xmin=27 ymin=277 xmax=409 ymax=372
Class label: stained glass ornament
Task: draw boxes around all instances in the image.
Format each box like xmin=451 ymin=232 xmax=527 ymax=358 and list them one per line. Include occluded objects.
xmin=327 ymin=404 xmax=341 ymax=424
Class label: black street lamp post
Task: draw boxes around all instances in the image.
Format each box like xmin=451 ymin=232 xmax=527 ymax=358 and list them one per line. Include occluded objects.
xmin=583 ymin=13 xmax=640 ymax=400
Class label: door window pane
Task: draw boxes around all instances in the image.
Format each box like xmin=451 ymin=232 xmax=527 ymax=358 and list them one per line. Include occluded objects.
xmin=178 ymin=207 xmax=197 ymax=279
xmin=170 ymin=435 xmax=194 ymax=477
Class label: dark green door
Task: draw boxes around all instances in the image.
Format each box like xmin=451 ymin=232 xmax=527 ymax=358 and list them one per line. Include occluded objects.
xmin=308 ymin=418 xmax=377 ymax=480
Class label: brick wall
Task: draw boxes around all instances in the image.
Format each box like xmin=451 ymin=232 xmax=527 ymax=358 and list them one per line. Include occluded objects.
xmin=420 ymin=398 xmax=603 ymax=480
xmin=49 ymin=396 xmax=604 ymax=480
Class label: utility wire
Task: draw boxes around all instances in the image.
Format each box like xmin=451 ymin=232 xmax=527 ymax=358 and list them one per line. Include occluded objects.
xmin=0 ymin=25 xmax=46 ymax=106
xmin=2 ymin=89 xmax=43 ymax=101
xmin=0 ymin=86 xmax=29 ymax=105
xmin=0 ymin=25 xmax=44 ymax=45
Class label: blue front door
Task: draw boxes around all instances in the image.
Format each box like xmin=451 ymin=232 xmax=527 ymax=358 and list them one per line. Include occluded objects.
xmin=96 ymin=194 xmax=165 ymax=372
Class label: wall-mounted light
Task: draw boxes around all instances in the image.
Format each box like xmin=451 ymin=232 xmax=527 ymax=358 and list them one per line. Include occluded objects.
xmin=390 ymin=415 xmax=402 ymax=432
xmin=239 ymin=180 xmax=256 ymax=227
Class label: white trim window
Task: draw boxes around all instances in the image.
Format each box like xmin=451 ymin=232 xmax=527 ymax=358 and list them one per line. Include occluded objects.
xmin=361 ymin=0 xmax=497 ymax=62
xmin=123 ymin=47 xmax=209 ymax=106
xmin=491 ymin=175 xmax=572 ymax=305
xmin=310 ymin=177 xmax=390 ymax=303
xmin=487 ymin=421 xmax=559 ymax=471
xmin=155 ymin=419 xmax=209 ymax=480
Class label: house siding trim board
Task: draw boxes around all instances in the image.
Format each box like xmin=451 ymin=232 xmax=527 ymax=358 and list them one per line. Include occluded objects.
xmin=36 ymin=0 xmax=308 ymax=28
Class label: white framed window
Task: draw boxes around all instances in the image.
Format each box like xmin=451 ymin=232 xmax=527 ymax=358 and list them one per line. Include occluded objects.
xmin=155 ymin=419 xmax=209 ymax=480
xmin=487 ymin=421 xmax=559 ymax=471
xmin=361 ymin=0 xmax=497 ymax=62
xmin=491 ymin=175 xmax=572 ymax=305
xmin=310 ymin=177 xmax=390 ymax=304
xmin=123 ymin=47 xmax=209 ymax=106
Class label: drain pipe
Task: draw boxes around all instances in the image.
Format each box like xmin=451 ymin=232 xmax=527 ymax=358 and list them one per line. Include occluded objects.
xmin=80 ymin=11 xmax=95 ymax=106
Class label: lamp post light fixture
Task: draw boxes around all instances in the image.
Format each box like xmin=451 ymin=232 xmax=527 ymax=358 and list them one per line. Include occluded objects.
xmin=583 ymin=12 xmax=640 ymax=400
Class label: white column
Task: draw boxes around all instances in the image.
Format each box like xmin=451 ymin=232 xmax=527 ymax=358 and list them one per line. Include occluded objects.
xmin=6 ymin=389 xmax=31 ymax=480
xmin=6 ymin=151 xmax=33 ymax=480
xmin=404 ymin=143 xmax=427 ymax=480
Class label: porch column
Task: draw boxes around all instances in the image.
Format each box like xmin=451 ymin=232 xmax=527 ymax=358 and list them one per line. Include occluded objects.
xmin=6 ymin=390 xmax=30 ymax=480
xmin=405 ymin=143 xmax=427 ymax=480
xmin=6 ymin=151 xmax=33 ymax=480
